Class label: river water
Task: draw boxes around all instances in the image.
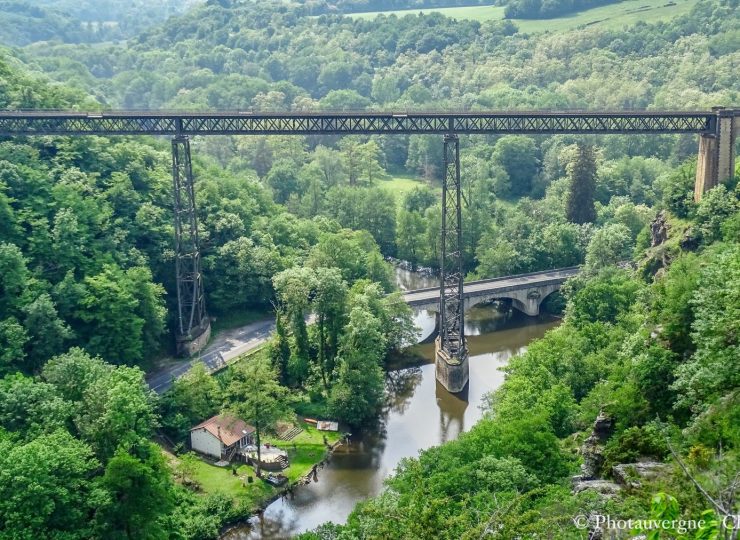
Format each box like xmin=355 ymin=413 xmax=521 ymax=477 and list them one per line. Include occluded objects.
xmin=224 ymin=268 xmax=559 ymax=539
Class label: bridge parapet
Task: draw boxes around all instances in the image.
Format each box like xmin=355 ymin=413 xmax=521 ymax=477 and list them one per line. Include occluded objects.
xmin=404 ymin=267 xmax=579 ymax=316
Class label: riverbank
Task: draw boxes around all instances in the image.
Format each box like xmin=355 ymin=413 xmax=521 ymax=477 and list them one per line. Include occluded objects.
xmin=183 ymin=422 xmax=344 ymax=527
xmin=228 ymin=310 xmax=561 ymax=538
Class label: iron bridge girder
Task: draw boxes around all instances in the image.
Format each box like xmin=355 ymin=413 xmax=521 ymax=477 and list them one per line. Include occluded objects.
xmin=0 ymin=111 xmax=719 ymax=136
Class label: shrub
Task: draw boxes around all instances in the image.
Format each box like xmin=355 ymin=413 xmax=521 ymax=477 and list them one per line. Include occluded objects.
xmin=603 ymin=424 xmax=668 ymax=472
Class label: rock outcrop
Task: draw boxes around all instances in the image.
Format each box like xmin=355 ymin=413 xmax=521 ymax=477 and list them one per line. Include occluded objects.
xmin=572 ymin=479 xmax=622 ymax=496
xmin=579 ymin=411 xmax=614 ymax=480
xmin=650 ymin=210 xmax=670 ymax=247
xmin=572 ymin=411 xmax=619 ymax=499
xmin=612 ymin=462 xmax=667 ymax=489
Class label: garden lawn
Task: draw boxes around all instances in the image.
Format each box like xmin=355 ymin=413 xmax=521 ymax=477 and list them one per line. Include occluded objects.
xmin=189 ymin=460 xmax=273 ymax=509
xmin=264 ymin=422 xmax=343 ymax=483
xmin=189 ymin=421 xmax=343 ymax=507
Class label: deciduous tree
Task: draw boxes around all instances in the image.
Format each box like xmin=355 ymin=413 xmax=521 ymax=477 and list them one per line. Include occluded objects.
xmin=330 ymin=307 xmax=386 ymax=427
xmin=98 ymin=444 xmax=174 ymax=539
xmin=492 ymin=136 xmax=539 ymax=198
xmin=22 ymin=293 xmax=72 ymax=372
xmin=311 ymin=267 xmax=348 ymax=388
xmin=0 ymin=430 xmax=103 ymax=539
xmin=584 ymin=223 xmax=632 ymax=273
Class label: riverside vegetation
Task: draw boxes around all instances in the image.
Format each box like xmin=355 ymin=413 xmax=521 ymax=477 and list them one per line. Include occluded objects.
xmin=0 ymin=0 xmax=738 ymax=538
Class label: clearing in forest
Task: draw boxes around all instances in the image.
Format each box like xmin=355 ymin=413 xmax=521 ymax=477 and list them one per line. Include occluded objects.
xmin=348 ymin=0 xmax=700 ymax=33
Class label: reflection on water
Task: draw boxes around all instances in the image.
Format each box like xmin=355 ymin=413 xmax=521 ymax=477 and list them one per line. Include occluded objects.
xmin=224 ymin=306 xmax=559 ymax=539
xmin=394 ymin=266 xmax=437 ymax=292
xmin=436 ymin=379 xmax=468 ymax=444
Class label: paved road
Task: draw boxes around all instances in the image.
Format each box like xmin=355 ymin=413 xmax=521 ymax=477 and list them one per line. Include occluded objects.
xmin=146 ymin=318 xmax=276 ymax=393
xmin=403 ymin=267 xmax=580 ymax=307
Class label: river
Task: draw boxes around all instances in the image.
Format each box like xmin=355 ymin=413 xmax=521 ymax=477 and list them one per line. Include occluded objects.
xmin=223 ymin=268 xmax=560 ymax=539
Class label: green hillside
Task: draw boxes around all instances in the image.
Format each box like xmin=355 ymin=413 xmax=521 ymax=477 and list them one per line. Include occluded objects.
xmin=0 ymin=0 xmax=738 ymax=538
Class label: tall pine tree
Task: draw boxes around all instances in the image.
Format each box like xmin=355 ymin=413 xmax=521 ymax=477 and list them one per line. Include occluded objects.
xmin=566 ymin=143 xmax=597 ymax=224
xmin=269 ymin=309 xmax=291 ymax=386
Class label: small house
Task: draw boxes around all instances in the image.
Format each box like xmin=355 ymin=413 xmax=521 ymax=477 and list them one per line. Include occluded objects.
xmin=190 ymin=414 xmax=255 ymax=460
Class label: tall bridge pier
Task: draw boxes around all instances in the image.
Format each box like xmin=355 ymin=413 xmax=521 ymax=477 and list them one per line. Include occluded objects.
xmin=695 ymin=107 xmax=739 ymax=201
xmin=172 ymin=136 xmax=210 ymax=356
xmin=435 ymin=134 xmax=469 ymax=393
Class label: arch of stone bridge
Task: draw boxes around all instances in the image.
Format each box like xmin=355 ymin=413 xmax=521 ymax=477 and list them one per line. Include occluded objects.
xmin=411 ymin=283 xmax=563 ymax=317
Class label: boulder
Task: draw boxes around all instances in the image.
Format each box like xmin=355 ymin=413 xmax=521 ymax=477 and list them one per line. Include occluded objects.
xmin=572 ymin=479 xmax=622 ymax=496
xmin=612 ymin=462 xmax=667 ymax=489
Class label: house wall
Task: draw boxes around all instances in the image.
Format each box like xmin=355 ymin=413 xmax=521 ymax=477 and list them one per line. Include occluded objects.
xmin=239 ymin=433 xmax=254 ymax=447
xmin=190 ymin=428 xmax=222 ymax=459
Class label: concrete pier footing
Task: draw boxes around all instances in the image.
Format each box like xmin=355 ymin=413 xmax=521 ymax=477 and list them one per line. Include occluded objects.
xmin=176 ymin=319 xmax=211 ymax=357
xmin=434 ymin=336 xmax=469 ymax=394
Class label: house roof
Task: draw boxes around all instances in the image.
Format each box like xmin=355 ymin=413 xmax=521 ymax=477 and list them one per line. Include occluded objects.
xmin=191 ymin=414 xmax=255 ymax=447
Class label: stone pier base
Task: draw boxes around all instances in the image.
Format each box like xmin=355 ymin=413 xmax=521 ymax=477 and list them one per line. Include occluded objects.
xmin=176 ymin=319 xmax=211 ymax=357
xmin=434 ymin=336 xmax=469 ymax=394
xmin=695 ymin=108 xmax=738 ymax=202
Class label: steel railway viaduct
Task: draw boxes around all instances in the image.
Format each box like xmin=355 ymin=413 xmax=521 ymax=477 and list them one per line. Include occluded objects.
xmin=1 ymin=108 xmax=737 ymax=394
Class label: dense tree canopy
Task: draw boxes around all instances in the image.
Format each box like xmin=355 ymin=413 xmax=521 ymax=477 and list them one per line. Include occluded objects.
xmin=302 ymin=182 xmax=740 ymax=539
xmin=0 ymin=0 xmax=738 ymax=537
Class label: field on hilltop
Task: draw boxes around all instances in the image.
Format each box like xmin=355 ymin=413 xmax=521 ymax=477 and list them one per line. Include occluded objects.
xmin=349 ymin=0 xmax=701 ymax=32
xmin=349 ymin=4 xmax=506 ymax=21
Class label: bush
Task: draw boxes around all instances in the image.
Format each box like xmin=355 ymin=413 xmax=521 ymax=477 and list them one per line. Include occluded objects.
xmin=684 ymin=391 xmax=740 ymax=451
xmin=686 ymin=444 xmax=712 ymax=470
xmin=694 ymin=185 xmax=739 ymax=245
xmin=603 ymin=424 xmax=668 ymax=472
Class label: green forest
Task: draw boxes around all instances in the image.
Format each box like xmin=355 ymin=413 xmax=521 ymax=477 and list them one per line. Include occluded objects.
xmin=0 ymin=0 xmax=738 ymax=538
xmin=0 ymin=1 xmax=203 ymax=46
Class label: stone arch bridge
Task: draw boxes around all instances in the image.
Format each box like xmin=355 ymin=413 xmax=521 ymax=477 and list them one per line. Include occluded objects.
xmin=402 ymin=267 xmax=580 ymax=317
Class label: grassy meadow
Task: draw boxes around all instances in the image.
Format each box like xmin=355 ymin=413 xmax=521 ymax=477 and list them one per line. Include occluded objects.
xmin=349 ymin=0 xmax=701 ymax=33
xmin=379 ymin=174 xmax=438 ymax=203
